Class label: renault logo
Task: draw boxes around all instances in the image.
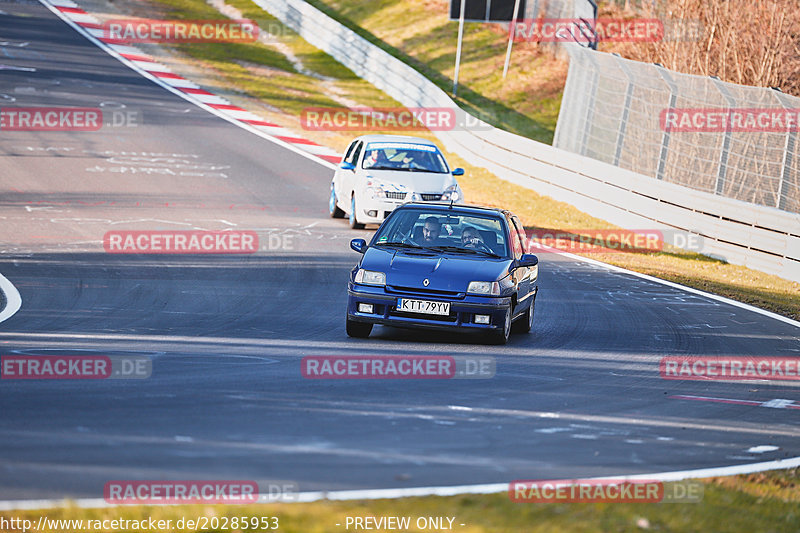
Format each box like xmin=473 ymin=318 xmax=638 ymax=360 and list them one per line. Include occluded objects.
xmin=423 ymin=278 xmax=430 ymax=286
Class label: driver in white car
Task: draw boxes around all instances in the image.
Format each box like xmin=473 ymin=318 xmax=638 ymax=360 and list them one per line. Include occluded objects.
xmin=363 ymin=149 xmax=390 ymax=169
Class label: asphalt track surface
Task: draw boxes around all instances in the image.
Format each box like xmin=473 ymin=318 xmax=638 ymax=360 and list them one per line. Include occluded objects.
xmin=0 ymin=0 xmax=799 ymax=501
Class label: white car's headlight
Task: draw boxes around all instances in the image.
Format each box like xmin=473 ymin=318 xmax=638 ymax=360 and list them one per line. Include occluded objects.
xmin=440 ymin=184 xmax=461 ymax=202
xmin=355 ymin=269 xmax=386 ymax=286
xmin=366 ymin=186 xmax=385 ymax=199
xmin=467 ymin=281 xmax=500 ymax=295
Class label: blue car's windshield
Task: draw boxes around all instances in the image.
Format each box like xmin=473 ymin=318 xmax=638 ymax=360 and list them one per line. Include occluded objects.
xmin=362 ymin=142 xmax=449 ymax=173
xmin=374 ymin=209 xmax=510 ymax=257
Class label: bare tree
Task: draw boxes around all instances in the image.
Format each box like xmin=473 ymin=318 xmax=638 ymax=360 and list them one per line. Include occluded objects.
xmin=601 ymin=0 xmax=800 ymax=95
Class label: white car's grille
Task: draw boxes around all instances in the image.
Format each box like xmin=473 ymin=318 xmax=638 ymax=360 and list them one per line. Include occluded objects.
xmin=385 ymin=191 xmax=407 ymax=200
xmin=420 ymin=193 xmax=442 ymax=201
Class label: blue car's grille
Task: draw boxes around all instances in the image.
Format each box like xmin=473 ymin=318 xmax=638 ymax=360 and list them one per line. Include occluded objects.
xmin=385 ymin=285 xmax=463 ymax=298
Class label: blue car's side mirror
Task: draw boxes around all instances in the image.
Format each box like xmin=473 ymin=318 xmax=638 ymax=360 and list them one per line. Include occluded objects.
xmin=452 ymin=167 xmax=465 ymax=176
xmin=340 ymin=161 xmax=355 ymax=171
xmin=519 ymin=254 xmax=538 ymax=267
xmin=350 ymin=239 xmax=367 ymax=253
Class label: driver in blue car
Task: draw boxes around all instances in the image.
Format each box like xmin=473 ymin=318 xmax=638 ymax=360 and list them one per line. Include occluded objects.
xmin=461 ymin=226 xmax=485 ymax=249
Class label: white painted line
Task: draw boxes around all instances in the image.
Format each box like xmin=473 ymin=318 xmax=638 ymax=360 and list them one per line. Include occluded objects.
xmin=214 ymin=108 xmax=262 ymax=120
xmin=189 ymin=94 xmax=231 ymax=106
xmin=253 ymin=125 xmax=295 ymax=135
xmin=105 ymin=44 xmax=145 ymax=56
xmin=300 ymin=143 xmax=341 ymax=155
xmin=0 ymin=65 xmax=36 ymax=72
xmin=0 ymin=272 xmax=22 ymax=324
xmin=0 ymin=455 xmax=797 ymax=510
xmin=61 ymin=12 xmax=97 ymax=24
xmin=154 ymin=76 xmax=200 ymax=89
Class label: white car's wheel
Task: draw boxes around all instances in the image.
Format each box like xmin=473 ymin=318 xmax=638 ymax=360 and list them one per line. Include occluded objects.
xmin=349 ymin=194 xmax=364 ymax=230
xmin=329 ymin=186 xmax=345 ymax=218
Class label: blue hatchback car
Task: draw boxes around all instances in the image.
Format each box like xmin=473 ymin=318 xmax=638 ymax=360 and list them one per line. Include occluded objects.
xmin=346 ymin=203 xmax=539 ymax=344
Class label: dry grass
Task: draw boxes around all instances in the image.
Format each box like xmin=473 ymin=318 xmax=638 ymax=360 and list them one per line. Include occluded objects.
xmin=600 ymin=0 xmax=800 ymax=96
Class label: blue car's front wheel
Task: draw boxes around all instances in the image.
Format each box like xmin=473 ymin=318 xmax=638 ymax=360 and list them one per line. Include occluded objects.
xmin=514 ymin=298 xmax=535 ymax=334
xmin=489 ymin=307 xmax=511 ymax=345
xmin=346 ymin=317 xmax=372 ymax=338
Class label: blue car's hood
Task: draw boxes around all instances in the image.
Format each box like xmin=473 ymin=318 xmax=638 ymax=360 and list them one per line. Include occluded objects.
xmin=361 ymin=246 xmax=511 ymax=292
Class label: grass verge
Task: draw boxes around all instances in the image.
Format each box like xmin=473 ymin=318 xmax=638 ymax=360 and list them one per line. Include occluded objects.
xmin=2 ymin=469 xmax=799 ymax=532
xmin=301 ymin=0 xmax=566 ymax=143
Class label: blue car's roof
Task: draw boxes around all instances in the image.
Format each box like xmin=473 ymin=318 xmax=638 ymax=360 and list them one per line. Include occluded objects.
xmin=393 ymin=202 xmax=511 ymax=218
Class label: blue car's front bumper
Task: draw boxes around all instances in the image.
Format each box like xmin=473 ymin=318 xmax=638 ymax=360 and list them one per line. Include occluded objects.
xmin=347 ymin=283 xmax=512 ymax=332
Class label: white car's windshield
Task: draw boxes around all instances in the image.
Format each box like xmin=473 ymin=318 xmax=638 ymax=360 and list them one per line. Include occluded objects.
xmin=362 ymin=142 xmax=449 ymax=173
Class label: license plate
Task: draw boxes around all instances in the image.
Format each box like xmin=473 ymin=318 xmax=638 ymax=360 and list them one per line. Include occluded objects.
xmin=397 ymin=298 xmax=450 ymax=316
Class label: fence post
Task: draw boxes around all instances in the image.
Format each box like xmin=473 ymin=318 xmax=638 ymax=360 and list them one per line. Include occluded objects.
xmin=614 ymin=55 xmax=635 ymax=166
xmin=711 ymin=77 xmax=736 ymax=196
xmin=771 ymin=87 xmax=795 ymax=212
xmin=655 ymin=64 xmax=678 ymax=181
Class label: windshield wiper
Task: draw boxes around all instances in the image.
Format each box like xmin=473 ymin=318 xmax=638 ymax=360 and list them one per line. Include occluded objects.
xmin=377 ymin=241 xmax=424 ymax=250
xmin=469 ymin=249 xmax=502 ymax=258
xmin=429 ymin=245 xmax=501 ymax=258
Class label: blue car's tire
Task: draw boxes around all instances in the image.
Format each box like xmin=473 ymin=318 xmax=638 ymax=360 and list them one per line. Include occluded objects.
xmin=349 ymin=195 xmax=365 ymax=229
xmin=514 ymin=299 xmax=535 ymax=334
xmin=330 ymin=187 xmax=345 ymax=218
xmin=489 ymin=307 xmax=511 ymax=345
xmin=346 ymin=318 xmax=372 ymax=338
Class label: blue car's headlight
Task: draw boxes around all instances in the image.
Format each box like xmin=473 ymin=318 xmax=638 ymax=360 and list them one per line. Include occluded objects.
xmin=355 ymin=269 xmax=386 ymax=286
xmin=467 ymin=281 xmax=500 ymax=295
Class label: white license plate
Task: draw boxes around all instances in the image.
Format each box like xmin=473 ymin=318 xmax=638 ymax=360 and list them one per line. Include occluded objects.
xmin=397 ymin=298 xmax=450 ymax=316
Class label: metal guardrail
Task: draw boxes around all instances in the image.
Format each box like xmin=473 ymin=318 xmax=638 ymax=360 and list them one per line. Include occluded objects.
xmin=251 ymin=0 xmax=800 ymax=282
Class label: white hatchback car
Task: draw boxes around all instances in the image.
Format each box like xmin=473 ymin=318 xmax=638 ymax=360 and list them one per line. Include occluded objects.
xmin=329 ymin=135 xmax=464 ymax=228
